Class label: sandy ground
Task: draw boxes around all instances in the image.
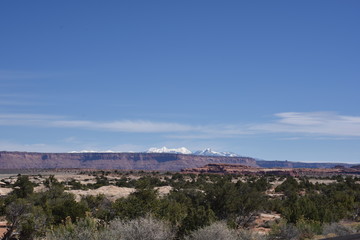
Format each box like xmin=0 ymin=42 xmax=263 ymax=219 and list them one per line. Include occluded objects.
xmin=253 ymin=213 xmax=281 ymax=234
xmin=67 ymin=185 xmax=136 ymax=201
xmin=0 ymin=188 xmax=12 ymax=196
xmin=0 ymin=221 xmax=7 ymax=238
xmin=155 ymin=186 xmax=173 ymax=196
xmin=67 ymin=185 xmax=173 ymax=201
xmin=51 ymin=174 xmax=97 ymax=184
xmin=0 ymin=172 xmax=173 ymax=202
xmin=309 ymin=179 xmax=336 ymax=184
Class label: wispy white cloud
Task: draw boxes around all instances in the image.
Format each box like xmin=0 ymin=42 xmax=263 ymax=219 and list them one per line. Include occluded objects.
xmin=0 ymin=138 xmax=147 ymax=153
xmin=1 ymin=112 xmax=360 ymax=138
xmin=0 ymin=114 xmax=63 ymax=127
xmin=252 ymin=112 xmax=360 ymax=137
xmin=51 ymin=120 xmax=198 ymax=133
xmin=0 ymin=113 xmax=199 ymax=133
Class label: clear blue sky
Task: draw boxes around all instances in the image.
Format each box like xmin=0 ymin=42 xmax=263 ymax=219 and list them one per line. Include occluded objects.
xmin=1 ymin=1 xmax=359 ymax=163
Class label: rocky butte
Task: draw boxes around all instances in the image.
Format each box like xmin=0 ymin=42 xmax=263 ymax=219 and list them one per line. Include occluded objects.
xmin=0 ymin=151 xmax=258 ymax=171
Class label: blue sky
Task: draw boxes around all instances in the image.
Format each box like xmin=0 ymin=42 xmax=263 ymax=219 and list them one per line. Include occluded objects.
xmin=1 ymin=1 xmax=359 ymax=163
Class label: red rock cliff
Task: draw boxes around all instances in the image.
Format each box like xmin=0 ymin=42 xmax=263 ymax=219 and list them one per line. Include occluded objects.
xmin=0 ymin=151 xmax=258 ymax=171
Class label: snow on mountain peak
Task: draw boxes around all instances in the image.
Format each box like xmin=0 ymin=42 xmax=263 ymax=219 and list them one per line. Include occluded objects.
xmin=146 ymin=147 xmax=240 ymax=157
xmin=194 ymin=148 xmax=240 ymax=157
xmin=146 ymin=147 xmax=192 ymax=154
xmin=69 ymin=147 xmax=241 ymax=157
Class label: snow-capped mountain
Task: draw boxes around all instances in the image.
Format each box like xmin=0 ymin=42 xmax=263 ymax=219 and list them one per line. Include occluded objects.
xmin=70 ymin=147 xmax=240 ymax=157
xmin=146 ymin=147 xmax=192 ymax=155
xmin=146 ymin=147 xmax=240 ymax=157
xmin=194 ymin=148 xmax=240 ymax=157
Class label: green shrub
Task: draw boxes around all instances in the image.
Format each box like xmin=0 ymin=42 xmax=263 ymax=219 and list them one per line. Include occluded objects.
xmin=185 ymin=222 xmax=237 ymax=240
xmin=100 ymin=216 xmax=174 ymax=240
xmin=268 ymin=221 xmax=300 ymax=240
xmin=45 ymin=216 xmax=99 ymax=240
xmin=322 ymin=222 xmax=354 ymax=237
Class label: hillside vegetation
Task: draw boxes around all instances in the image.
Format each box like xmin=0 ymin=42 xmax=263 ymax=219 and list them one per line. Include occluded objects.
xmin=0 ymin=171 xmax=360 ymax=239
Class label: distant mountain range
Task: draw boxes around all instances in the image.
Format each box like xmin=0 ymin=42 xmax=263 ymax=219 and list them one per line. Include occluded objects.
xmin=0 ymin=148 xmax=357 ymax=171
xmin=145 ymin=147 xmax=357 ymax=169
xmin=146 ymin=147 xmax=240 ymax=157
xmin=146 ymin=147 xmax=192 ymax=155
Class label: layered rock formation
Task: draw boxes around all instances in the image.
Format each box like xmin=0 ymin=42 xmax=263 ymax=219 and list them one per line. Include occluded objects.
xmin=256 ymin=160 xmax=355 ymax=169
xmin=0 ymin=151 xmax=257 ymax=171
xmin=182 ymin=163 xmax=360 ymax=176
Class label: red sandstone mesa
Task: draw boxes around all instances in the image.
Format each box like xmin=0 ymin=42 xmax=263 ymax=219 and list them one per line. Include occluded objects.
xmin=0 ymin=151 xmax=257 ymax=171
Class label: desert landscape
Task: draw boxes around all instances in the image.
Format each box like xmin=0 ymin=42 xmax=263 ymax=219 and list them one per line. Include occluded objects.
xmin=0 ymin=167 xmax=359 ymax=239
xmin=1 ymin=0 xmax=359 ymax=239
